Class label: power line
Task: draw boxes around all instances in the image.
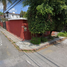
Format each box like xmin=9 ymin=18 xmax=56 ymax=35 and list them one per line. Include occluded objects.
xmin=6 ymin=0 xmax=17 ymax=10
xmin=4 ymin=0 xmax=22 ymax=13
xmin=4 ymin=0 xmax=21 ymax=13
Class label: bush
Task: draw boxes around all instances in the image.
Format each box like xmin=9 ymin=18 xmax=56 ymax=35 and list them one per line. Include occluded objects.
xmin=57 ymin=31 xmax=67 ymax=37
xmin=49 ymin=36 xmax=54 ymax=39
xmin=41 ymin=37 xmax=48 ymax=42
xmin=58 ymin=32 xmax=65 ymax=36
xmin=30 ymin=37 xmax=41 ymax=44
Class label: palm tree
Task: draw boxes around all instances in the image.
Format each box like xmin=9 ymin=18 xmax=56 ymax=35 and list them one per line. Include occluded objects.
xmin=0 ymin=0 xmax=12 ymax=18
xmin=1 ymin=0 xmax=12 ymax=13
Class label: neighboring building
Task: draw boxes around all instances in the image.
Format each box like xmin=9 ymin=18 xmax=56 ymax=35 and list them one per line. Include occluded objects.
xmin=5 ymin=12 xmax=20 ymax=19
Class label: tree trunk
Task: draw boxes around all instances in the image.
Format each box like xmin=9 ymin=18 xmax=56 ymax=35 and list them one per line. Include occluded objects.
xmin=3 ymin=2 xmax=6 ymax=18
xmin=47 ymin=13 xmax=52 ymax=22
xmin=49 ymin=31 xmax=52 ymax=38
xmin=3 ymin=8 xmax=5 ymax=18
xmin=41 ymin=33 xmax=44 ymax=37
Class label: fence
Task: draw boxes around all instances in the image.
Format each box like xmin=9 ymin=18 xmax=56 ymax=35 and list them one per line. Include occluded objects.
xmin=0 ymin=19 xmax=56 ymax=41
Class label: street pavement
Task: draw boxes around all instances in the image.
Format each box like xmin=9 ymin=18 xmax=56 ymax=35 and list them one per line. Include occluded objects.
xmin=0 ymin=31 xmax=34 ymax=67
xmin=0 ymin=30 xmax=67 ymax=67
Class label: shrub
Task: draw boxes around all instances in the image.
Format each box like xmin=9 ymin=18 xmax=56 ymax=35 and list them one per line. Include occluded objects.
xmin=58 ymin=32 xmax=65 ymax=36
xmin=49 ymin=36 xmax=54 ymax=39
xmin=57 ymin=31 xmax=67 ymax=37
xmin=55 ymin=36 xmax=59 ymax=38
xmin=30 ymin=37 xmax=41 ymax=44
xmin=41 ymin=37 xmax=48 ymax=42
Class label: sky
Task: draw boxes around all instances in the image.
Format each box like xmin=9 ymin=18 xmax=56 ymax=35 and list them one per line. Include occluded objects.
xmin=9 ymin=4 xmax=29 ymax=14
xmin=0 ymin=1 xmax=29 ymax=14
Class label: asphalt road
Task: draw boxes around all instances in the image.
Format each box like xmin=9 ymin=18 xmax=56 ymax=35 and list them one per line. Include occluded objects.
xmin=0 ymin=31 xmax=34 ymax=67
xmin=0 ymin=31 xmax=67 ymax=67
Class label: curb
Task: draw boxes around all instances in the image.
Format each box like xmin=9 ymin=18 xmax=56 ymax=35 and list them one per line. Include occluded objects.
xmin=1 ymin=31 xmax=21 ymax=51
xmin=1 ymin=31 xmax=67 ymax=52
xmin=20 ymin=37 xmax=67 ymax=51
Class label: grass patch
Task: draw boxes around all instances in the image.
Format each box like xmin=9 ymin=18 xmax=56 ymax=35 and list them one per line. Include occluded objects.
xmin=5 ymin=36 xmax=7 ymax=38
xmin=16 ymin=46 xmax=19 ymax=49
xmin=13 ymin=42 xmax=16 ymax=43
xmin=23 ymin=50 xmax=35 ymax=53
xmin=57 ymin=31 xmax=67 ymax=37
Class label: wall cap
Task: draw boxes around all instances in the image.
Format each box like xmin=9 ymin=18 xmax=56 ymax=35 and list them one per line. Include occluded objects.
xmin=8 ymin=18 xmax=27 ymax=21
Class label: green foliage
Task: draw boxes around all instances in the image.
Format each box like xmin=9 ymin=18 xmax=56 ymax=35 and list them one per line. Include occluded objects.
xmin=48 ymin=36 xmax=54 ymax=39
xmin=23 ymin=12 xmax=27 ymax=18
xmin=1 ymin=18 xmax=8 ymax=22
xmin=58 ymin=32 xmax=65 ymax=36
xmin=57 ymin=31 xmax=67 ymax=37
xmin=28 ymin=19 xmax=46 ymax=34
xmin=41 ymin=37 xmax=48 ymax=42
xmin=27 ymin=6 xmax=47 ymax=34
xmin=36 ymin=3 xmax=54 ymax=15
xmin=0 ymin=12 xmax=3 ymax=15
xmin=30 ymin=37 xmax=41 ymax=44
xmin=20 ymin=10 xmax=27 ymax=17
xmin=1 ymin=0 xmax=12 ymax=12
xmin=23 ymin=0 xmax=67 ymax=37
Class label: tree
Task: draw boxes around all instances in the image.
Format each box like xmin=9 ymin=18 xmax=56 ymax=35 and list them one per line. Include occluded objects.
xmin=36 ymin=0 xmax=67 ymax=37
xmin=23 ymin=12 xmax=27 ymax=18
xmin=0 ymin=12 xmax=3 ymax=15
xmin=1 ymin=0 xmax=12 ymax=13
xmin=23 ymin=0 xmax=45 ymax=35
xmin=20 ymin=10 xmax=27 ymax=17
xmin=23 ymin=0 xmax=67 ymax=37
xmin=0 ymin=0 xmax=12 ymax=17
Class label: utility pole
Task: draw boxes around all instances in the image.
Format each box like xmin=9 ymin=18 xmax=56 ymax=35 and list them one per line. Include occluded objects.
xmin=21 ymin=7 xmax=22 ymax=17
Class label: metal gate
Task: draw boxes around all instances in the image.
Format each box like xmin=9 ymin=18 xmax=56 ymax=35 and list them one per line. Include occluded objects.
xmin=3 ymin=22 xmax=6 ymax=29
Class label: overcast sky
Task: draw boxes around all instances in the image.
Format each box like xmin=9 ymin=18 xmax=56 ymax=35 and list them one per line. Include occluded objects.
xmin=0 ymin=1 xmax=29 ymax=14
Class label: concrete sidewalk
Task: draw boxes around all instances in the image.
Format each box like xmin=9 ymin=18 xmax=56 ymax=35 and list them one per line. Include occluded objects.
xmin=0 ymin=27 xmax=22 ymax=43
xmin=0 ymin=27 xmax=66 ymax=51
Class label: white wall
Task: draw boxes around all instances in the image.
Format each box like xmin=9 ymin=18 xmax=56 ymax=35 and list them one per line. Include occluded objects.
xmin=5 ymin=13 xmax=20 ymax=19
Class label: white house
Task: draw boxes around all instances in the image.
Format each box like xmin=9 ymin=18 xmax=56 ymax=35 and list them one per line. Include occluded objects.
xmin=5 ymin=12 xmax=20 ymax=19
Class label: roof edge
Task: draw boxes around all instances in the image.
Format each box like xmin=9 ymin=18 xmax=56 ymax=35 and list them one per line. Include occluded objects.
xmin=8 ymin=18 xmax=27 ymax=20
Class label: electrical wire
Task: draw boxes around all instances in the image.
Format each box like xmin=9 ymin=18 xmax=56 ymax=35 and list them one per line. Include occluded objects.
xmin=6 ymin=0 xmax=17 ymax=10
xmin=4 ymin=0 xmax=22 ymax=13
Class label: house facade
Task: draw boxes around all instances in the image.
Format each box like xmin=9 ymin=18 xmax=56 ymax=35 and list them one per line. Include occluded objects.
xmin=5 ymin=12 xmax=20 ymax=19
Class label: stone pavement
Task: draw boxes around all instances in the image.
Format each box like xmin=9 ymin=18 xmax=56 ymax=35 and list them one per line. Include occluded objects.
xmin=0 ymin=27 xmax=65 ymax=51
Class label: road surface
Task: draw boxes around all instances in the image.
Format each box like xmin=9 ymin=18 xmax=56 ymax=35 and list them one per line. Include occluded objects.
xmin=0 ymin=31 xmax=67 ymax=67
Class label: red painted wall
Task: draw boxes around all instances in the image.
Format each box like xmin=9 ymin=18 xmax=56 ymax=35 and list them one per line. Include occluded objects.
xmin=23 ymin=21 xmax=31 ymax=40
xmin=44 ymin=31 xmax=50 ymax=36
xmin=51 ymin=31 xmax=56 ymax=35
xmin=0 ymin=22 xmax=3 ymax=27
xmin=7 ymin=20 xmax=22 ymax=37
xmin=6 ymin=20 xmax=56 ymax=41
xmin=0 ymin=22 xmax=1 ymax=26
xmin=6 ymin=20 xmax=31 ymax=40
xmin=6 ymin=21 xmax=10 ymax=31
